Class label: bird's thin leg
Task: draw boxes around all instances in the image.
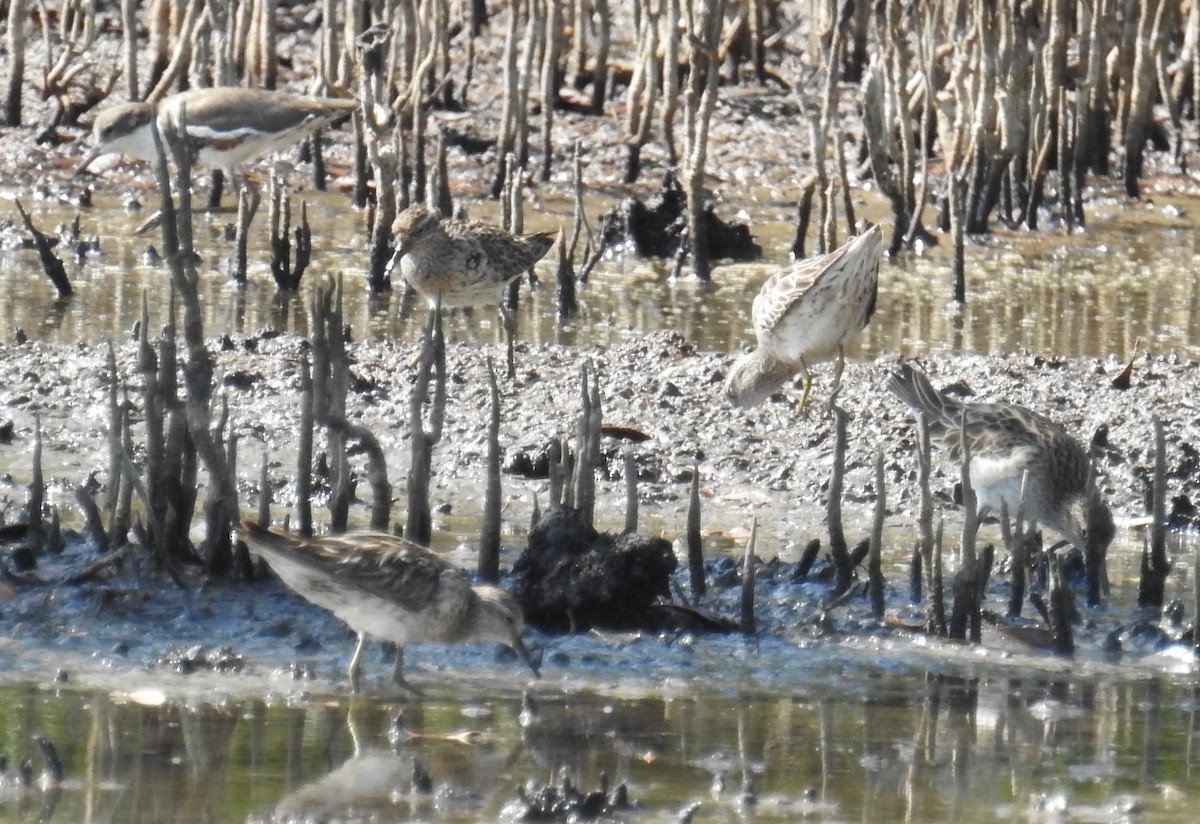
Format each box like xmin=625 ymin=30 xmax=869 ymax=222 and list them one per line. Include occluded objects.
xmin=391 ymin=646 xmax=424 ymax=695
xmin=832 ymin=345 xmax=847 ymax=392
xmin=348 ymin=633 xmax=367 ymax=693
xmin=796 ymin=360 xmax=814 ymax=415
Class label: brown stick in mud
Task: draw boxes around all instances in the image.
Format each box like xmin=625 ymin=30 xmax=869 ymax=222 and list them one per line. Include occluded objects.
xmin=257 ymin=448 xmax=271 ymax=528
xmin=151 ymin=105 xmax=241 ymax=577
xmin=623 ymin=448 xmax=638 ymax=535
xmin=930 ymin=518 xmax=946 ymax=636
xmin=790 ymin=173 xmax=818 ymax=260
xmin=312 ymin=279 xmax=360 ymax=532
xmin=828 ymin=403 xmax=853 ymax=596
xmin=128 ymin=288 xmax=190 ymax=578
xmin=75 ymin=484 xmax=110 ymax=554
xmin=687 ymin=461 xmax=705 ymax=600
xmin=14 ymin=201 xmax=72 ymax=299
xmin=539 ymin=0 xmax=563 ymax=181
xmin=106 ymin=341 xmax=131 ymax=549
xmin=1124 ymin=0 xmax=1170 ymax=198
xmin=556 ymin=227 xmax=577 ymax=319
xmin=430 ymin=132 xmax=453 ymax=218
xmin=869 ymin=453 xmax=886 ymax=621
xmin=491 ymin=0 xmax=526 ymax=198
xmin=406 ymin=305 xmax=447 ymax=545
xmin=269 ymin=185 xmax=312 ymax=291
xmin=358 ymin=36 xmax=397 ymax=292
xmin=1001 ymin=496 xmax=1035 ymax=619
xmin=1138 ymin=415 xmax=1171 ymax=609
xmin=479 ymin=359 xmax=502 ymax=583
xmin=548 ymin=438 xmax=565 ymax=508
xmin=1083 ymin=463 xmax=1114 ymax=608
xmin=622 ymin=3 xmax=661 ymax=184
xmin=1048 ymin=550 xmax=1075 ymax=655
xmin=3 ymin=0 xmax=26 ymax=127
xmin=572 ymin=362 xmax=602 ymax=528
xmin=681 ymin=0 xmax=724 ymax=280
xmin=660 ymin=0 xmax=681 ymax=165
xmin=909 ymin=541 xmax=922 ymax=605
xmin=958 ymin=408 xmax=979 ymax=567
xmin=297 ymin=351 xmax=314 ymax=536
xmin=28 ymin=415 xmax=45 ymax=553
xmin=915 ymin=414 xmax=935 ymax=593
xmin=591 ymin=0 xmax=612 ymax=115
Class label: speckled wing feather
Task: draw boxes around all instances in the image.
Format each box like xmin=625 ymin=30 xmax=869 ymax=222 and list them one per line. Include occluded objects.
xmin=888 ymin=364 xmax=1074 ymax=461
xmin=750 ymin=253 xmax=830 ymax=340
xmin=750 ymin=229 xmax=876 ymax=338
xmin=441 ymin=218 xmax=556 ymax=279
xmin=240 ymin=523 xmax=469 ymax=616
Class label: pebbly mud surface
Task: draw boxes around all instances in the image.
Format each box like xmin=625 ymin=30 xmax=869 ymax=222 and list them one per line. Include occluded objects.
xmin=0 ymin=326 xmax=1194 ymax=697
xmin=0 ymin=329 xmax=1185 ymax=552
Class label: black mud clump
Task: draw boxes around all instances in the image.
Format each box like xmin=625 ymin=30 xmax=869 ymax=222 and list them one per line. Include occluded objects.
xmin=513 ymin=506 xmax=676 ymax=632
xmin=504 ymin=772 xmax=638 ymax=822
xmin=599 ymin=172 xmax=762 ymax=262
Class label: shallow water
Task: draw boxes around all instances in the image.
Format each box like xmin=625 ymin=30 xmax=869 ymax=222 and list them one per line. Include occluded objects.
xmin=2 ymin=671 xmax=1199 ymax=823
xmin=4 ymin=186 xmax=1200 ymax=360
xmin=0 ymin=524 xmax=1195 ymax=821
xmin=4 ymin=181 xmax=1200 ymax=819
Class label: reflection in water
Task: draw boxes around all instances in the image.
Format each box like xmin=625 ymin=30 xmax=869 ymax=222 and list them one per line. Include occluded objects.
xmin=3 ymin=189 xmax=1200 ymax=822
xmin=3 ymin=195 xmax=1200 ymax=359
xmin=0 ymin=673 xmax=1195 ymax=821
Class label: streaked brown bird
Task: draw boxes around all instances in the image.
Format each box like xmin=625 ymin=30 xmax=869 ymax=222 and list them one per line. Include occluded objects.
xmin=389 ymin=204 xmax=555 ymax=373
xmin=239 ymin=522 xmax=538 ymax=693
xmin=726 ymin=224 xmax=883 ymax=411
xmin=887 ymin=363 xmax=1108 ymax=551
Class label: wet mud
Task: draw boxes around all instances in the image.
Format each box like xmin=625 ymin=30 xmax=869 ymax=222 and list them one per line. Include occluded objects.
xmin=0 ymin=328 xmax=1191 ymax=691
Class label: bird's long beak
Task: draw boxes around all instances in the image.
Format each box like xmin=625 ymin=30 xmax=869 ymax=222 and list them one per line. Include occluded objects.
xmin=384 ymin=245 xmax=407 ymax=278
xmin=73 ymin=147 xmax=102 ymax=178
xmin=512 ymin=635 xmax=541 ymax=678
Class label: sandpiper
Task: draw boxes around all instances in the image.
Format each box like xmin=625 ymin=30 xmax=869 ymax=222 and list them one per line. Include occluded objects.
xmin=389 ymin=204 xmax=556 ymax=373
xmin=725 ymin=224 xmax=883 ymax=411
xmin=239 ymin=522 xmax=539 ymax=693
xmin=389 ymin=204 xmax=556 ymax=308
xmin=887 ymin=363 xmax=1103 ymax=550
xmin=76 ymin=87 xmax=357 ymax=203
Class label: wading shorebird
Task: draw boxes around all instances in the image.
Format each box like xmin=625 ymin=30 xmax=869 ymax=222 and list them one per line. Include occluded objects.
xmin=725 ymin=224 xmax=883 ymax=412
xmin=388 ymin=204 xmax=556 ymax=374
xmin=239 ymin=522 xmax=539 ymax=693
xmin=887 ymin=363 xmax=1109 ymax=551
xmin=76 ymin=87 xmax=357 ymax=209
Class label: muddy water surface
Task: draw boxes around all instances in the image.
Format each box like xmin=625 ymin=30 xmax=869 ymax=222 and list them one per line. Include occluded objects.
xmin=4 ymin=188 xmax=1200 ymax=359
xmin=1 ymin=672 xmax=1198 ymax=822
xmin=2 ymin=183 xmax=1200 ymax=820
